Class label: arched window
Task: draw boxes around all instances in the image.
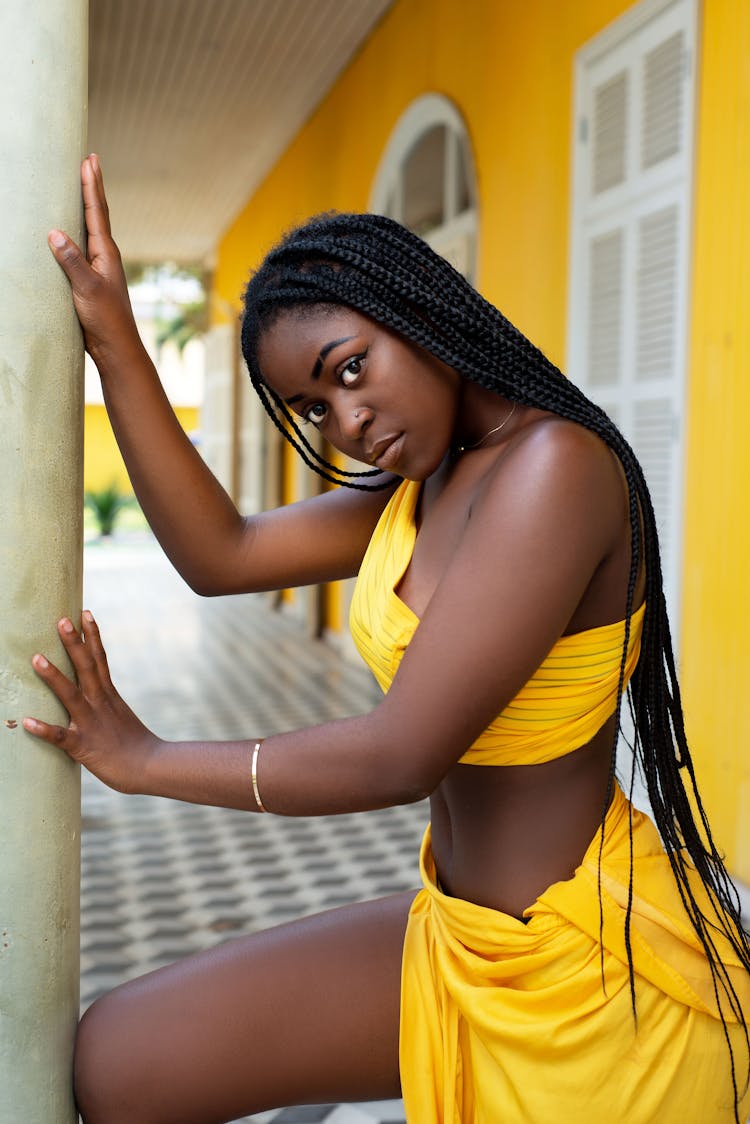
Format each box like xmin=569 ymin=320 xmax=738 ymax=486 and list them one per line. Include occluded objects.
xmin=370 ymin=94 xmax=478 ymax=282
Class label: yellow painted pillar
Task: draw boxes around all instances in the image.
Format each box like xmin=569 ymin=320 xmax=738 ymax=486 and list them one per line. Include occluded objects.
xmin=0 ymin=1 xmax=87 ymax=1119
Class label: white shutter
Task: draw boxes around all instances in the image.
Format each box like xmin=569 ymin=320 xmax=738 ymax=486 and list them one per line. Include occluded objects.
xmin=568 ymin=0 xmax=696 ymax=643
xmin=641 ymin=30 xmax=685 ymax=168
xmin=587 ymin=227 xmax=624 ymax=387
xmin=592 ymin=71 xmax=628 ymax=194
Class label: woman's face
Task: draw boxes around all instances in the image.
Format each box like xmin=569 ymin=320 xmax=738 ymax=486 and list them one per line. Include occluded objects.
xmin=257 ymin=307 xmax=461 ymax=480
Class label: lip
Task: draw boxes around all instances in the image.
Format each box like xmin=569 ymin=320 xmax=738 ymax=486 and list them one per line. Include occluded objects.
xmin=368 ymin=433 xmax=405 ymax=470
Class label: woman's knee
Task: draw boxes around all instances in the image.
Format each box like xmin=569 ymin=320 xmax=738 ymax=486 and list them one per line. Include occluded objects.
xmin=74 ymin=987 xmax=153 ymax=1124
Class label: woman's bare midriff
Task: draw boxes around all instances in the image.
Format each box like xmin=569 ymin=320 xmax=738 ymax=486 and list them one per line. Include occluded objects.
xmin=429 ymin=717 xmax=618 ymax=918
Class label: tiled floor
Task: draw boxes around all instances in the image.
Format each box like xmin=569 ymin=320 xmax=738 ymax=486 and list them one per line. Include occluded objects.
xmin=81 ymin=536 xmax=426 ymax=1123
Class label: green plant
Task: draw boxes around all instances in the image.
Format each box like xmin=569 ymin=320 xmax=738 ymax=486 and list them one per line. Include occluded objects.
xmin=155 ymin=298 xmax=209 ymax=354
xmin=84 ymin=483 xmax=131 ymax=537
xmin=125 ymin=262 xmax=209 ymax=354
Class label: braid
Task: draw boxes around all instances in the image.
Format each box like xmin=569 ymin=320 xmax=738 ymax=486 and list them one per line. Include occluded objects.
xmin=241 ymin=211 xmax=750 ymax=1115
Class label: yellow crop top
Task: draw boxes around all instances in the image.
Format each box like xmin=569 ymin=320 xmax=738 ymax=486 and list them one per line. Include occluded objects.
xmin=349 ymin=478 xmax=645 ymax=765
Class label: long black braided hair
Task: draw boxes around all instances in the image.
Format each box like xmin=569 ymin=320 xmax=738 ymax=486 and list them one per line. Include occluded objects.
xmin=241 ymin=210 xmax=750 ymax=1115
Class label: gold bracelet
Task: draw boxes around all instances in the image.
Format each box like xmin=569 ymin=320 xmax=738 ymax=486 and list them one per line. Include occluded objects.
xmin=251 ymin=739 xmax=267 ymax=813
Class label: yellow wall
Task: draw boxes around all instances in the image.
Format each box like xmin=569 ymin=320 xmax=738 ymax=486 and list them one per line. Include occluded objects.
xmin=84 ymin=403 xmax=200 ymax=495
xmin=681 ymin=1 xmax=750 ymax=879
xmin=214 ymin=0 xmax=632 ymax=362
xmin=214 ymin=0 xmax=750 ymax=870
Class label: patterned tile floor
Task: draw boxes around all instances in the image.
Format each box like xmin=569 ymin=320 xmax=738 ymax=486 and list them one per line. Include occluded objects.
xmin=81 ymin=535 xmax=426 ymax=1123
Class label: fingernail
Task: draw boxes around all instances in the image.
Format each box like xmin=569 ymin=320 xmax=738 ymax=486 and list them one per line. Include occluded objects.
xmin=23 ymin=718 xmax=40 ymax=731
xmin=49 ymin=230 xmax=66 ymax=248
xmin=34 ymin=655 xmax=49 ymax=670
xmin=59 ymin=618 xmax=74 ymax=633
xmin=83 ymin=610 xmax=93 ymax=622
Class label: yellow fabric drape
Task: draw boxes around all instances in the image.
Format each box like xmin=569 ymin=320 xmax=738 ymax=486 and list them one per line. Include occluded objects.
xmin=400 ymin=785 xmax=750 ymax=1122
xmin=349 ymin=478 xmax=645 ymax=765
xmin=348 ymin=479 xmax=749 ymax=1117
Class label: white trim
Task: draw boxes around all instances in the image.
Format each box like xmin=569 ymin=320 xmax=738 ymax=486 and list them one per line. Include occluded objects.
xmin=201 ymin=324 xmax=235 ymax=493
xmin=574 ymin=0 xmax=691 ymax=65
xmin=369 ymin=94 xmax=475 ymax=214
xmin=368 ymin=92 xmax=479 ymax=290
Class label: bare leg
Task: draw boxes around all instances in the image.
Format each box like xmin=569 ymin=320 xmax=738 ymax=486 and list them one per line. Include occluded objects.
xmin=75 ymin=891 xmax=414 ymax=1124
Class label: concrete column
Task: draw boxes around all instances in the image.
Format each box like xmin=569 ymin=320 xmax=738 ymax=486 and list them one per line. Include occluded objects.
xmin=0 ymin=2 xmax=87 ymax=1120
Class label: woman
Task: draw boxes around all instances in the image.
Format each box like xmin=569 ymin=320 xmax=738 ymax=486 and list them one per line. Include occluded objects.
xmin=27 ymin=154 xmax=750 ymax=1123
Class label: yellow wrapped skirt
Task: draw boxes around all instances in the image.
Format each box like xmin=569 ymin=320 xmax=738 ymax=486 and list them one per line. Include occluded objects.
xmin=400 ymin=785 xmax=750 ymax=1122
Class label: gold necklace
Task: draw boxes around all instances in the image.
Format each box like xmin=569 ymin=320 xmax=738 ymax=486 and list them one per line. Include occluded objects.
xmin=454 ymin=402 xmax=518 ymax=454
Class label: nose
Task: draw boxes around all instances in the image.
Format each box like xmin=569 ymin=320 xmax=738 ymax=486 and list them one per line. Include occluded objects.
xmin=340 ymin=404 xmax=373 ymax=440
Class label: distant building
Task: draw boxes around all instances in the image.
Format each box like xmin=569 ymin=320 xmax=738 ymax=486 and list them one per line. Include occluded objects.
xmin=84 ymin=276 xmax=204 ymax=494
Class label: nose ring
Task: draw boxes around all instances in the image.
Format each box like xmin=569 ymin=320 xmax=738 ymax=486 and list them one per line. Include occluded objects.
xmin=355 ymin=410 xmax=360 ymax=418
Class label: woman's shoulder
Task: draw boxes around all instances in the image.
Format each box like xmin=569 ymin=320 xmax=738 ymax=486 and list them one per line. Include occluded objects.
xmin=488 ymin=410 xmax=624 ymax=504
xmin=507 ymin=409 xmax=613 ymax=459
xmin=470 ymin=410 xmax=629 ymax=553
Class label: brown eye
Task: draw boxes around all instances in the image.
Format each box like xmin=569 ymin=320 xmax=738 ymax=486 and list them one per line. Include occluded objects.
xmin=304 ymin=402 xmax=327 ymax=427
xmin=340 ymin=353 xmax=366 ymax=386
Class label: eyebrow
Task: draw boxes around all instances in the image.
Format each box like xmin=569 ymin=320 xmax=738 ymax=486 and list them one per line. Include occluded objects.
xmin=283 ymin=335 xmax=355 ymax=405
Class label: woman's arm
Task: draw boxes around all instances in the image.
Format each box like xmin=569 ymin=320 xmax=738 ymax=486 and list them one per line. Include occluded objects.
xmin=50 ymin=155 xmax=393 ymax=594
xmin=25 ymin=420 xmax=628 ymax=815
xmin=22 ymin=612 xmax=403 ymax=812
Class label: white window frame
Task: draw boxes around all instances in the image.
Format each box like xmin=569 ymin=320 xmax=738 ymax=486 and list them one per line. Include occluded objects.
xmin=567 ymin=0 xmax=699 ymax=649
xmin=369 ymin=93 xmax=479 ymax=281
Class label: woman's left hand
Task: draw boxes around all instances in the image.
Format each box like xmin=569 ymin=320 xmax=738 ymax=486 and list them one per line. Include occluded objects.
xmin=23 ymin=612 xmax=159 ymax=793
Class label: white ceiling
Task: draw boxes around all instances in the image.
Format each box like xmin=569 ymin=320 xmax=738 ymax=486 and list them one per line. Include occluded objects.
xmin=89 ymin=0 xmax=393 ymax=264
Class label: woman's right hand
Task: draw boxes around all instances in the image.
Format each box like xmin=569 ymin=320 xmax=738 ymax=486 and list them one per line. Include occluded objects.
xmin=49 ymin=154 xmax=139 ymax=365
xmin=23 ymin=612 xmax=160 ymax=796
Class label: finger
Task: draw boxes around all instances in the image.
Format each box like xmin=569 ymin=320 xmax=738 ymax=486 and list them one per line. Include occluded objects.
xmin=57 ymin=618 xmax=108 ymax=700
xmin=89 ymin=153 xmax=111 ymax=229
xmin=81 ymin=153 xmax=113 ymax=244
xmin=48 ymin=229 xmax=97 ymax=291
xmin=22 ymin=715 xmax=77 ymax=754
xmin=30 ymin=651 xmax=81 ymax=712
xmin=80 ymin=610 xmax=114 ymax=689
